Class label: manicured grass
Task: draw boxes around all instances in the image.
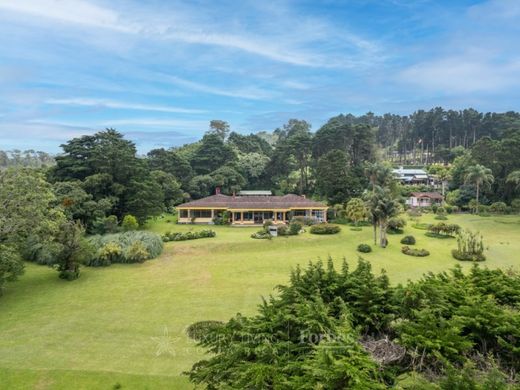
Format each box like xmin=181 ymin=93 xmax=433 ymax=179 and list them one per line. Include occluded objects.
xmin=1 ymin=213 xmax=519 ymax=389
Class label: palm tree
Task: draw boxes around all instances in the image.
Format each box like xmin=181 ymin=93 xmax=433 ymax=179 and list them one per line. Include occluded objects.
xmin=437 ymin=168 xmax=451 ymax=197
xmin=507 ymin=170 xmax=520 ymax=191
xmin=364 ymin=188 xmax=381 ymax=245
xmin=375 ymin=191 xmax=400 ymax=248
xmin=364 ymin=162 xmax=394 ymax=191
xmin=464 ymin=164 xmax=494 ymax=213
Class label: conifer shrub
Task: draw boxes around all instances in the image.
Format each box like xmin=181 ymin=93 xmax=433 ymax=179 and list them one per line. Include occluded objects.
xmin=309 ymin=223 xmax=341 ymax=235
xmin=162 ymin=230 xmax=216 ymax=242
xmin=400 ymin=235 xmax=416 ymax=245
xmin=401 ymin=246 xmax=430 ymax=257
xmin=357 ymin=243 xmax=372 ymax=253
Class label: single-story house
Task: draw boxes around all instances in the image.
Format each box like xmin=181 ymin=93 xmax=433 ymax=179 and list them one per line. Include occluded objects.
xmin=406 ymin=192 xmax=444 ymax=207
xmin=393 ymin=167 xmax=433 ymax=185
xmin=176 ymin=192 xmax=328 ymax=225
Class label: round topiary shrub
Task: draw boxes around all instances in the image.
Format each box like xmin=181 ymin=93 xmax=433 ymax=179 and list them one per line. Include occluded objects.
xmin=357 ymin=243 xmax=372 ymax=253
xmin=310 ymin=223 xmax=341 ymax=235
xmin=400 ymin=235 xmax=416 ymax=245
xmin=401 ymin=246 xmax=430 ymax=257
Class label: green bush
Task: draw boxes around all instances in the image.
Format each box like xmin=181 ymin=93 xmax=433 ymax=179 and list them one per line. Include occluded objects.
xmin=357 ymin=243 xmax=372 ymax=253
xmin=387 ymin=217 xmax=406 ymax=234
xmin=401 ymin=246 xmax=430 ymax=257
xmin=121 ymin=214 xmax=139 ymax=231
xmin=434 ymin=214 xmax=448 ymax=220
xmin=400 ymin=235 xmax=416 ymax=245
xmin=276 ymin=225 xmax=288 ymax=236
xmin=489 ymin=202 xmax=507 ymax=214
xmin=427 ymin=222 xmax=460 ymax=237
xmin=87 ymin=231 xmax=163 ymax=266
xmin=251 ymin=230 xmax=272 ymax=239
xmin=213 ymin=211 xmax=231 ymax=225
xmin=162 ymin=230 xmax=216 ymax=242
xmin=511 ymin=199 xmax=520 ymax=213
xmin=288 ymin=221 xmax=303 ymax=235
xmin=291 ymin=216 xmax=317 ymax=226
xmin=309 ymin=223 xmax=341 ymax=235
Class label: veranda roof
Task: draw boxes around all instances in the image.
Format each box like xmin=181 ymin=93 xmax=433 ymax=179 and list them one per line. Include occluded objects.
xmin=176 ymin=194 xmax=327 ymax=210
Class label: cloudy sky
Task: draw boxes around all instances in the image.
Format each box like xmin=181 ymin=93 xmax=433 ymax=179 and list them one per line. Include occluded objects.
xmin=0 ymin=0 xmax=519 ymax=152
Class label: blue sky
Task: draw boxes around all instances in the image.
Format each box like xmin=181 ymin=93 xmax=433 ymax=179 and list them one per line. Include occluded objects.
xmin=0 ymin=0 xmax=519 ymax=152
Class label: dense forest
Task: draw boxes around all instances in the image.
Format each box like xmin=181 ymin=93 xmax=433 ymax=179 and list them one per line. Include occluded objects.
xmin=2 ymin=108 xmax=520 ymax=222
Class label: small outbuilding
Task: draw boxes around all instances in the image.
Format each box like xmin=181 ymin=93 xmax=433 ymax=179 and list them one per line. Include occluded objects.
xmin=406 ymin=192 xmax=443 ymax=207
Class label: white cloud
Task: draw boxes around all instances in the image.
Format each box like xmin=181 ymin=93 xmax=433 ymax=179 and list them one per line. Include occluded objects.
xmin=105 ymin=118 xmax=208 ymax=128
xmin=399 ymin=57 xmax=520 ymax=93
xmin=45 ymin=98 xmax=206 ymax=114
xmin=0 ymin=0 xmax=378 ymax=68
xmin=0 ymin=0 xmax=126 ymax=30
xmin=163 ymin=75 xmax=275 ymax=100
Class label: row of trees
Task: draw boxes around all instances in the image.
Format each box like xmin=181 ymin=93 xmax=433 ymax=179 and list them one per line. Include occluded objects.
xmin=342 ymin=108 xmax=520 ymax=164
xmin=0 ymin=149 xmax=55 ymax=168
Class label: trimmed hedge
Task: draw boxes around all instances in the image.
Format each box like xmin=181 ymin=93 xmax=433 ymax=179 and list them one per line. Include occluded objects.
xmin=401 ymin=246 xmax=430 ymax=257
xmin=400 ymin=235 xmax=416 ymax=245
xmin=162 ymin=230 xmax=216 ymax=242
xmin=357 ymin=243 xmax=372 ymax=253
xmin=309 ymin=223 xmax=341 ymax=235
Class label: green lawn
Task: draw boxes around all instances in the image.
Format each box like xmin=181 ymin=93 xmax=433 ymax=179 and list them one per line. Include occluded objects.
xmin=1 ymin=213 xmax=519 ymax=389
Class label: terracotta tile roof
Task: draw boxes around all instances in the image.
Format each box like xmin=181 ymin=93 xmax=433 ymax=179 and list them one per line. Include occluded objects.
xmin=410 ymin=192 xmax=443 ymax=200
xmin=177 ymin=194 xmax=327 ymax=209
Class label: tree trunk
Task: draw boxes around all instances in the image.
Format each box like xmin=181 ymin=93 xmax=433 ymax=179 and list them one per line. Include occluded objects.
xmin=373 ymin=221 xmax=377 ymax=245
xmin=476 ymin=182 xmax=480 ymax=214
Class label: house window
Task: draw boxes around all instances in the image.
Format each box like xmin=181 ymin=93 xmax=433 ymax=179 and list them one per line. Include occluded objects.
xmin=292 ymin=209 xmax=307 ymax=216
xmin=234 ymin=212 xmax=242 ymax=221
xmin=312 ymin=210 xmax=324 ymax=220
xmin=243 ymin=212 xmax=253 ymax=221
xmin=192 ymin=210 xmax=212 ymax=218
xmin=179 ymin=210 xmax=188 ymax=218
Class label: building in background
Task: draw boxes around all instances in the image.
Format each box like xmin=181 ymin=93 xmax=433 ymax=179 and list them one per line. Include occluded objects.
xmin=393 ymin=167 xmax=433 ymax=185
xmin=176 ymin=192 xmax=328 ymax=225
xmin=406 ymin=192 xmax=444 ymax=207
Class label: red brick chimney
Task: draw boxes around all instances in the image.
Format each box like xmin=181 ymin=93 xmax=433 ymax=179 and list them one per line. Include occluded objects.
xmin=215 ymin=187 xmax=221 ymax=195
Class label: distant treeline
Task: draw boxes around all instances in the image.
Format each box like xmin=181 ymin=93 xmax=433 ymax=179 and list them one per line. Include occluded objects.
xmin=339 ymin=107 xmax=520 ymax=164
xmin=0 ymin=149 xmax=55 ymax=168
